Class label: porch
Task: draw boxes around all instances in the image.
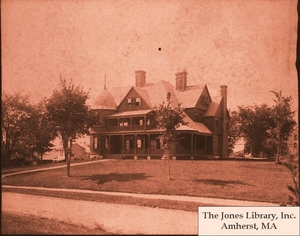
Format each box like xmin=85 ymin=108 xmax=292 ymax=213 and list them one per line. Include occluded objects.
xmin=91 ymin=132 xmax=214 ymax=159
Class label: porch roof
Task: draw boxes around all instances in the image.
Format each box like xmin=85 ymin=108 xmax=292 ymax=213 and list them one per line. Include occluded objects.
xmin=181 ymin=115 xmax=212 ymax=134
xmin=108 ymin=109 xmax=153 ymax=118
xmin=176 ymin=123 xmax=212 ymax=134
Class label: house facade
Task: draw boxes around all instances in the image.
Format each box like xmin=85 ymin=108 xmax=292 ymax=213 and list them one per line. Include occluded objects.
xmin=71 ymin=143 xmax=90 ymax=160
xmin=89 ymin=70 xmax=229 ymax=159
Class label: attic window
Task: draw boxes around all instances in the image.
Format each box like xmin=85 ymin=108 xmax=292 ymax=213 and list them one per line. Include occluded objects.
xmin=136 ymin=97 xmax=141 ymax=106
xmin=127 ymin=97 xmax=141 ymax=107
xmin=127 ymin=98 xmax=132 ymax=106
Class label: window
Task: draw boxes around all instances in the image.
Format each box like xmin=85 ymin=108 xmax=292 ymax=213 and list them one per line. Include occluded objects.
xmin=136 ymin=97 xmax=141 ymax=106
xmin=127 ymin=97 xmax=141 ymax=106
xmin=215 ymin=119 xmax=219 ymax=128
xmin=139 ymin=119 xmax=143 ymax=125
xmin=294 ymin=143 xmax=297 ymax=148
xmin=147 ymin=118 xmax=151 ymax=126
xmin=137 ymin=139 xmax=142 ymax=148
xmin=125 ymin=136 xmax=134 ymax=149
xmin=93 ymin=137 xmax=98 ymax=149
xmin=119 ymin=118 xmax=129 ymax=127
xmin=294 ymin=134 xmax=298 ymax=141
xmin=105 ymin=137 xmax=109 ymax=149
xmin=127 ymin=98 xmax=132 ymax=107
xmin=102 ymin=136 xmax=109 ymax=149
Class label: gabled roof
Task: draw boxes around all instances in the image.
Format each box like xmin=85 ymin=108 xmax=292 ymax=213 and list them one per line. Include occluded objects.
xmin=133 ymin=87 xmax=151 ymax=107
xmin=204 ymin=96 xmax=222 ymax=117
xmin=181 ymin=114 xmax=212 ymax=134
xmin=138 ymin=80 xmax=179 ymax=107
xmin=109 ymin=86 xmax=132 ymax=106
xmin=91 ymin=76 xmax=226 ymax=122
xmin=176 ymin=84 xmax=206 ymax=108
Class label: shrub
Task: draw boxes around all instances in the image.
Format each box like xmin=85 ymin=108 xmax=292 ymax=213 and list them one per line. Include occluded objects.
xmin=283 ymin=154 xmax=299 ymax=206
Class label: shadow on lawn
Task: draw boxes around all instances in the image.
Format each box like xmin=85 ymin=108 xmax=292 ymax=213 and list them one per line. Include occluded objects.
xmin=81 ymin=172 xmax=149 ymax=184
xmin=194 ymin=179 xmax=252 ymax=186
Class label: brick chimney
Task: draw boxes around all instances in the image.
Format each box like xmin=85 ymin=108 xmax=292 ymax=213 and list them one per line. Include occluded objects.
xmin=175 ymin=71 xmax=187 ymax=91
xmin=220 ymin=85 xmax=228 ymax=159
xmin=220 ymin=85 xmax=227 ymax=108
xmin=135 ymin=70 xmax=146 ymax=87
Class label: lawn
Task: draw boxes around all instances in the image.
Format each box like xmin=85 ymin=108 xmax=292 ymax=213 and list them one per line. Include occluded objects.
xmin=1 ymin=212 xmax=107 ymax=235
xmin=2 ymin=159 xmax=293 ymax=204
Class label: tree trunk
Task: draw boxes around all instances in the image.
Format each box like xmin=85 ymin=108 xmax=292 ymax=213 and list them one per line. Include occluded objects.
xmin=168 ymin=155 xmax=171 ymax=180
xmin=62 ymin=137 xmax=71 ymax=176
xmin=67 ymin=139 xmax=72 ymax=177
xmin=275 ymin=142 xmax=280 ymax=164
xmin=163 ymin=145 xmax=171 ymax=180
xmin=5 ymin=149 xmax=12 ymax=167
xmin=275 ymin=124 xmax=281 ymax=164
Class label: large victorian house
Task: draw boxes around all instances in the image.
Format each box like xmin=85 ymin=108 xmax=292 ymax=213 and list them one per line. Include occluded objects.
xmin=89 ymin=70 xmax=229 ymax=159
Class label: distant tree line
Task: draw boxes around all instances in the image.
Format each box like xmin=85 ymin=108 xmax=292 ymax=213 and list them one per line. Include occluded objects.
xmin=228 ymin=90 xmax=297 ymax=162
xmin=2 ymin=76 xmax=100 ymax=176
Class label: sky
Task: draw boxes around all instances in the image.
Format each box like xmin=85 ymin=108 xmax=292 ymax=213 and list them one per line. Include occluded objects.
xmin=1 ymin=0 xmax=298 ymax=117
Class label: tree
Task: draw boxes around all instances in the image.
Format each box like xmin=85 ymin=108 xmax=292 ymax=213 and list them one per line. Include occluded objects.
xmin=32 ymin=99 xmax=56 ymax=162
xmin=227 ymin=110 xmax=241 ymax=155
xmin=153 ymin=92 xmax=187 ymax=180
xmin=46 ymin=76 xmax=99 ymax=176
xmin=268 ymin=91 xmax=296 ymax=163
xmin=1 ymin=93 xmax=39 ymax=166
xmin=238 ymin=104 xmax=275 ymax=157
xmin=282 ymin=154 xmax=299 ymax=206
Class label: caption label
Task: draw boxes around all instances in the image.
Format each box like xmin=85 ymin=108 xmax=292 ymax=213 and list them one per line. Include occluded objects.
xmin=198 ymin=206 xmax=299 ymax=236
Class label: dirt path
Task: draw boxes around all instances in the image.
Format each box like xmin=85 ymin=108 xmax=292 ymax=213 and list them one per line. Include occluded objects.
xmin=2 ymin=192 xmax=197 ymax=234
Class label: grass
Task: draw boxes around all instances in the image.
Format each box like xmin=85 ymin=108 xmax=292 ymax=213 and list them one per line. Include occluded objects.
xmin=1 ymin=160 xmax=67 ymax=174
xmin=4 ymin=187 xmax=210 ymax=212
xmin=2 ymin=159 xmax=292 ymax=204
xmin=1 ymin=212 xmax=107 ymax=235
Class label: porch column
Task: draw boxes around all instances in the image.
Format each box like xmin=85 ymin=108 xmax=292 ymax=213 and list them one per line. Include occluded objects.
xmin=147 ymin=134 xmax=150 ymax=154
xmin=108 ymin=135 xmax=111 ymax=155
xmin=191 ymin=133 xmax=194 ymax=156
xmin=122 ymin=135 xmax=124 ymax=155
xmin=205 ymin=135 xmax=207 ymax=154
xmin=130 ymin=117 xmax=132 ymax=131
xmin=135 ymin=134 xmax=137 ymax=155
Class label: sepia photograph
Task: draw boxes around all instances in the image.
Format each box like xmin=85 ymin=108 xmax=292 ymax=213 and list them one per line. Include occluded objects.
xmin=2 ymin=0 xmax=299 ymax=234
